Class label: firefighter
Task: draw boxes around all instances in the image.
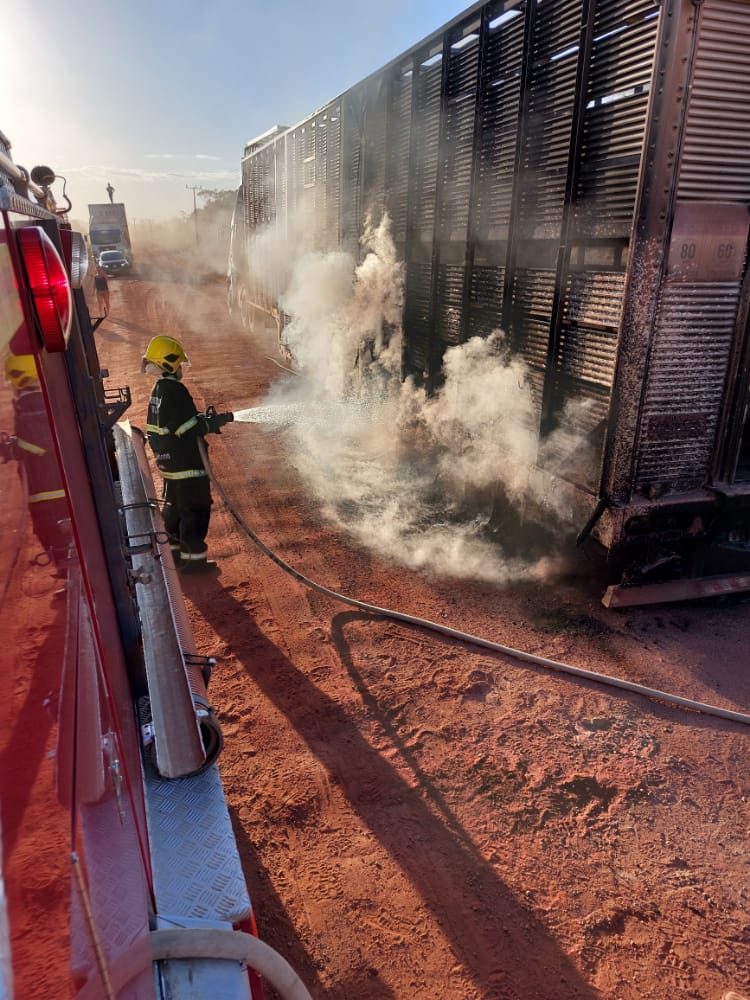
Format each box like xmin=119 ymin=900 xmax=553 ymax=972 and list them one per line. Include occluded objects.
xmin=1 ymin=353 xmax=71 ymax=571
xmin=142 ymin=336 xmax=233 ymax=574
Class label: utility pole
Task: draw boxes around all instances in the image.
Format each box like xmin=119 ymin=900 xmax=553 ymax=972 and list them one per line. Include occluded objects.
xmin=186 ymin=184 xmax=200 ymax=248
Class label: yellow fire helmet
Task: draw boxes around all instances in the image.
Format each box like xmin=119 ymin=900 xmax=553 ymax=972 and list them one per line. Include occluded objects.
xmin=142 ymin=336 xmax=189 ymax=374
xmin=4 ymin=353 xmax=39 ymax=391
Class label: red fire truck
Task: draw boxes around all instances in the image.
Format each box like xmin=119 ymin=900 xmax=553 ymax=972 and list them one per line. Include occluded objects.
xmin=0 ymin=132 xmax=309 ymax=999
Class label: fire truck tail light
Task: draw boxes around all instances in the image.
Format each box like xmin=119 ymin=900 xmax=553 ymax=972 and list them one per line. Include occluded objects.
xmin=60 ymin=229 xmax=89 ymax=289
xmin=18 ymin=226 xmax=72 ymax=352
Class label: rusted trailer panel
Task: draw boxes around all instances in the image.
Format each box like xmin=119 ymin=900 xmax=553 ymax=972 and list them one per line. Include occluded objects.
xmin=229 ymin=0 xmax=750 ymax=601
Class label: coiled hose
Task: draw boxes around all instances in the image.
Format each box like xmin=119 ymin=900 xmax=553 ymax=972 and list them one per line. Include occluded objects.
xmin=199 ymin=441 xmax=750 ymax=729
xmin=151 ymin=928 xmax=312 ymax=1000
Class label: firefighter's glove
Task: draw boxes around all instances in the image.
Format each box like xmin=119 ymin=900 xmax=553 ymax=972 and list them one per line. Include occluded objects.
xmin=0 ymin=433 xmax=18 ymax=463
xmin=204 ymin=406 xmax=234 ymax=435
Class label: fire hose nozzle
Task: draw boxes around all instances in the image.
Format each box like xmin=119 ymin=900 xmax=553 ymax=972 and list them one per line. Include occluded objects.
xmin=204 ymin=406 xmax=234 ymax=434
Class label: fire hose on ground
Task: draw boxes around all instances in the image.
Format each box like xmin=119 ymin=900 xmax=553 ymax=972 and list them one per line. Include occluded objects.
xmin=198 ymin=439 xmax=750 ymax=730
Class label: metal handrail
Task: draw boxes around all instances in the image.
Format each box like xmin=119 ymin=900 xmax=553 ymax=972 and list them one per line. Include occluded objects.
xmin=114 ymin=421 xmax=223 ymax=778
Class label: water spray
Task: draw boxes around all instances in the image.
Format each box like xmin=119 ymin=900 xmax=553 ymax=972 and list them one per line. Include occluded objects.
xmin=232 ymin=399 xmax=373 ymax=427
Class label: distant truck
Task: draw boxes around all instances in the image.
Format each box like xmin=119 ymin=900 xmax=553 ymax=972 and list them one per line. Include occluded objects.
xmin=88 ymin=202 xmax=132 ymax=263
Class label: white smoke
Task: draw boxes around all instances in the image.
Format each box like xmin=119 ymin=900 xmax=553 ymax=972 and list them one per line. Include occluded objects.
xmin=250 ymin=214 xmax=580 ymax=583
xmin=398 ymin=331 xmax=538 ymax=501
xmin=279 ymin=215 xmax=403 ymax=400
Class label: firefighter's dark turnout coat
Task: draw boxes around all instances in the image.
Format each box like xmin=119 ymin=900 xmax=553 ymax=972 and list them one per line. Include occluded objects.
xmin=146 ymin=374 xmax=212 ymax=562
xmin=11 ymin=388 xmax=69 ymax=565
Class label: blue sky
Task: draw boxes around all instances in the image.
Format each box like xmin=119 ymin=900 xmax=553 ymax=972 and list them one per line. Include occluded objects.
xmin=4 ymin=0 xmax=471 ymax=225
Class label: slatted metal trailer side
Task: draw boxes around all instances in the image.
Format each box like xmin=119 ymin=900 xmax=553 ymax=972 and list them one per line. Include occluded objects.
xmin=229 ymin=0 xmax=750 ymax=604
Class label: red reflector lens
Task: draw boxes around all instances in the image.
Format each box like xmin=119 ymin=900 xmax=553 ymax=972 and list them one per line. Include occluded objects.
xmin=18 ymin=227 xmax=72 ymax=352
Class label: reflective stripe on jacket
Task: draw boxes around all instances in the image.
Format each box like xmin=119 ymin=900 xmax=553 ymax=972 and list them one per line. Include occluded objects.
xmin=146 ymin=375 xmax=208 ymax=476
xmin=28 ymin=489 xmax=67 ymax=503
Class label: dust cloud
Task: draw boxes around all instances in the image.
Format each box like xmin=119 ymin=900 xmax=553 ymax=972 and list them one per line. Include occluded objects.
xmin=248 ymin=215 xmax=583 ymax=584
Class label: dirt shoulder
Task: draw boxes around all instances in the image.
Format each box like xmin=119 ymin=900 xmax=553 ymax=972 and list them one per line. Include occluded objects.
xmin=97 ymin=266 xmax=750 ymax=1000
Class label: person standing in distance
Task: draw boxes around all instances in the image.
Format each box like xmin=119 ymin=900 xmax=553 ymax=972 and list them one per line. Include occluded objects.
xmin=143 ymin=336 xmax=233 ymax=574
xmin=94 ymin=265 xmax=110 ymax=317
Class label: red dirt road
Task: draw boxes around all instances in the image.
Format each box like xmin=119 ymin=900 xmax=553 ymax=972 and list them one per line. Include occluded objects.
xmin=96 ymin=260 xmax=750 ymax=1000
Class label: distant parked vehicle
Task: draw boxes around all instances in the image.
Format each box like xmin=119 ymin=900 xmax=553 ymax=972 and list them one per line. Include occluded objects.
xmin=97 ymin=249 xmax=131 ymax=275
xmin=88 ymin=201 xmax=132 ymax=260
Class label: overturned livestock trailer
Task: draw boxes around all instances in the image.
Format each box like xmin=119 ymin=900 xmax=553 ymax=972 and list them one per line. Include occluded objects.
xmin=228 ymin=0 xmax=750 ymax=605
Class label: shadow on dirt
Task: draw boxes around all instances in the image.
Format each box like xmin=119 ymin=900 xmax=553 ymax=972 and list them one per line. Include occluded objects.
xmin=226 ymin=806 xmax=332 ymax=1000
xmin=187 ymin=581 xmax=599 ymax=1000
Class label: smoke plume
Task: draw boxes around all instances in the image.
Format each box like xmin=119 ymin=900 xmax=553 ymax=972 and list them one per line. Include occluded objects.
xmin=278 ymin=216 xmax=404 ymax=400
xmin=252 ymin=214 xmax=584 ymax=584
